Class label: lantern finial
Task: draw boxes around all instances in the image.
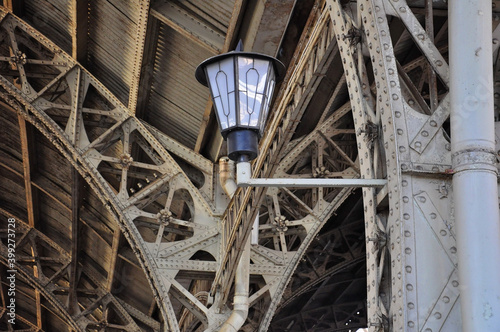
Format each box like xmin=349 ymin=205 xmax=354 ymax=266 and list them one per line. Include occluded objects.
xmin=235 ymin=40 xmax=244 ymax=52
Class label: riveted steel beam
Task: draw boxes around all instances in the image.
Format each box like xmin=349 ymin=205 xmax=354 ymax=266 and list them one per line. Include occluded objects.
xmin=212 ymin=8 xmax=341 ymax=307
xmin=0 ymin=209 xmax=81 ymax=331
xmin=151 ymin=1 xmax=224 ymax=53
xmin=127 ymin=0 xmax=151 ymax=113
xmin=0 ymin=209 xmax=157 ymax=331
xmin=325 ymin=1 xmax=468 ymax=331
xmin=0 ymin=10 xmax=225 ymax=330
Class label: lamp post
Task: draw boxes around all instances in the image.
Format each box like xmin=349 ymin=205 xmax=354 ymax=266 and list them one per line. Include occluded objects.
xmin=196 ymin=44 xmax=386 ymax=189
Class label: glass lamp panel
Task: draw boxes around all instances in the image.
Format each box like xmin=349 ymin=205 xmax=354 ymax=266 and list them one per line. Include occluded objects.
xmin=237 ymin=56 xmax=272 ymax=129
xmin=253 ymin=59 xmax=270 ymax=94
xmin=206 ymin=58 xmax=236 ymax=131
xmin=258 ymin=66 xmax=276 ymax=135
xmin=247 ymin=94 xmax=263 ymax=127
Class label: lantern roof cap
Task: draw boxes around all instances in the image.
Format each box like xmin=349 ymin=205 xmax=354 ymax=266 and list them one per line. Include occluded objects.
xmin=195 ymin=44 xmax=286 ymax=86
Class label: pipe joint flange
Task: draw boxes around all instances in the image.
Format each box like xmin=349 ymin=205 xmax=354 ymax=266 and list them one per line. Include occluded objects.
xmin=451 ymin=148 xmax=498 ymax=174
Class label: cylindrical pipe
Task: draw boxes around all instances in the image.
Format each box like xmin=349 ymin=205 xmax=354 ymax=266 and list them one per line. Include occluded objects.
xmin=219 ymin=237 xmax=250 ymax=332
xmin=219 ymin=157 xmax=250 ymax=332
xmin=450 ymin=1 xmax=500 ymax=330
xmin=219 ymin=157 xmax=238 ymax=197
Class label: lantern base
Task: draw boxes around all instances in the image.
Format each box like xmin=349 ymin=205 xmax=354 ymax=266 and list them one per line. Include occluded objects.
xmin=227 ymin=129 xmax=259 ymax=161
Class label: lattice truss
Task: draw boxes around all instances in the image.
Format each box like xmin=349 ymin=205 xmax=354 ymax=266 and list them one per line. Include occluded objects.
xmin=0 ymin=0 xmax=497 ymax=331
xmin=0 ymin=6 xmax=368 ymax=331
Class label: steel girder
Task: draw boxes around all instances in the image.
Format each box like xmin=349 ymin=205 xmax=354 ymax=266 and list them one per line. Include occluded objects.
xmin=0 ymin=5 xmax=373 ymax=331
xmin=326 ymin=0 xmax=464 ymax=331
xmin=0 ymin=9 xmax=220 ymax=331
xmin=0 ymin=209 xmax=160 ymax=331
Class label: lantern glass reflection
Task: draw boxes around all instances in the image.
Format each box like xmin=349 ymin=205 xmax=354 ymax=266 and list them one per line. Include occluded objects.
xmin=205 ymin=57 xmax=236 ymax=130
xmin=196 ymin=46 xmax=284 ymax=161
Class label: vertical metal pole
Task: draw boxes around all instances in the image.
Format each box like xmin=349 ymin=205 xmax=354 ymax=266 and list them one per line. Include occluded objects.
xmin=450 ymin=1 xmax=500 ymax=331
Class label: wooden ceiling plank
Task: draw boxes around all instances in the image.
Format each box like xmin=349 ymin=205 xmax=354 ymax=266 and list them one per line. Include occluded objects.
xmin=71 ymin=0 xmax=89 ymax=64
xmin=18 ymin=115 xmax=38 ymax=229
xmin=68 ymin=168 xmax=83 ymax=316
xmin=105 ymin=229 xmax=121 ymax=291
xmin=128 ymin=0 xmax=151 ymax=114
xmin=18 ymin=115 xmax=43 ymax=329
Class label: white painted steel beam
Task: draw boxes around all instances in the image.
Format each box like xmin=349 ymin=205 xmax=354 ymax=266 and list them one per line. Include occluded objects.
xmin=449 ymin=1 xmax=500 ymax=330
xmin=236 ymin=162 xmax=386 ymax=188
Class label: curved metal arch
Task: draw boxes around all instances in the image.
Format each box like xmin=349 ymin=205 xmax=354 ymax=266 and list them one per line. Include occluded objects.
xmin=0 ymin=210 xmax=80 ymax=331
xmin=0 ymin=305 xmax=46 ymax=332
xmin=0 ymin=7 xmax=371 ymax=331
xmin=0 ymin=209 xmax=161 ymax=331
xmin=0 ymin=9 xmax=221 ymax=330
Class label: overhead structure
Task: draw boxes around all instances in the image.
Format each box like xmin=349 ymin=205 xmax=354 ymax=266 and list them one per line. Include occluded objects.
xmin=0 ymin=1 xmax=499 ymax=332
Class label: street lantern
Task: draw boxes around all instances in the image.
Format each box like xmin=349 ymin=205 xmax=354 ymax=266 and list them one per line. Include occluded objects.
xmin=196 ymin=43 xmax=386 ymax=189
xmin=195 ymin=42 xmax=285 ymax=161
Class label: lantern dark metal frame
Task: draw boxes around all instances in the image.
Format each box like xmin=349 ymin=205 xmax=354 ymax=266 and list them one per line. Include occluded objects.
xmin=196 ymin=45 xmax=286 ymax=161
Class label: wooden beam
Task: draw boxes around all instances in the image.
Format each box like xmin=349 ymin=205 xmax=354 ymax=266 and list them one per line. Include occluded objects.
xmin=4 ymin=0 xmax=24 ymax=16
xmin=17 ymin=115 xmax=43 ymax=329
xmin=128 ymin=0 xmax=151 ymax=113
xmin=0 ymin=266 xmax=14 ymax=332
xmin=71 ymin=0 xmax=88 ymax=64
xmin=18 ymin=115 xmax=38 ymax=228
xmin=68 ymin=168 xmax=83 ymax=316
xmin=105 ymin=229 xmax=121 ymax=291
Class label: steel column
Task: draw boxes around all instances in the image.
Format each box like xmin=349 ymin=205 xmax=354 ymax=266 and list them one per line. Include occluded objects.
xmin=449 ymin=1 xmax=500 ymax=330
